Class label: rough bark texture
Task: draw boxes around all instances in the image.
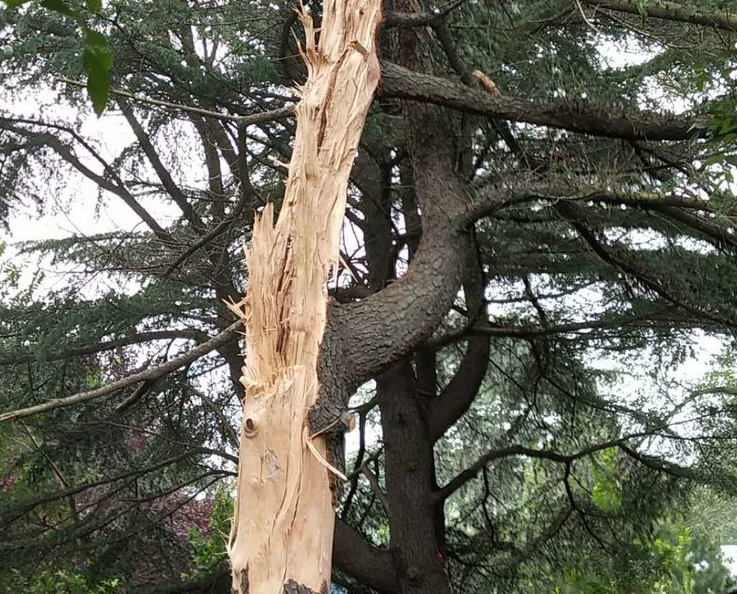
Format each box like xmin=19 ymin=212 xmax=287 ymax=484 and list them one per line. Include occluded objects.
xmin=378 ymin=364 xmax=451 ymax=594
xmin=226 ymin=2 xmax=382 ymax=593
xmin=379 ymin=62 xmax=705 ymax=141
xmin=582 ymin=0 xmax=737 ymax=31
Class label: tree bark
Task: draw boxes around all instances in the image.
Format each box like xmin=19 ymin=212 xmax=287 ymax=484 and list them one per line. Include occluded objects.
xmin=378 ymin=364 xmax=451 ymax=594
xmin=226 ymin=2 xmax=382 ymax=593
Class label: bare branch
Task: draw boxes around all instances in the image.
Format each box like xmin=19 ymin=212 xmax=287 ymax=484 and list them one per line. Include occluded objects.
xmin=427 ymin=240 xmax=490 ymax=442
xmin=460 ymin=181 xmax=720 ymax=227
xmin=333 ymin=519 xmax=397 ymax=593
xmin=57 ymin=77 xmax=295 ymax=126
xmin=119 ymin=100 xmax=206 ymax=232
xmin=360 ymin=463 xmax=391 ymax=513
xmin=0 ymin=117 xmax=171 ymax=241
xmin=380 ymin=62 xmax=709 ymax=141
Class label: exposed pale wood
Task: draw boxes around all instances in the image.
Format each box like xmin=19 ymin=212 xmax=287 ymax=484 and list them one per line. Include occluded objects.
xmin=226 ymin=2 xmax=383 ymax=593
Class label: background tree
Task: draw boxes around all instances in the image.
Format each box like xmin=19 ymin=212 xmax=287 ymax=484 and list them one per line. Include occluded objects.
xmin=3 ymin=0 xmax=737 ymax=593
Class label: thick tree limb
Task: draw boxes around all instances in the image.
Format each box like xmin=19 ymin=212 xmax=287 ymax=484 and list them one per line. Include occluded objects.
xmin=333 ymin=520 xmax=397 ymax=593
xmin=334 ymin=76 xmax=476 ymax=388
xmin=0 ymin=322 xmax=240 ymax=422
xmin=380 ymin=62 xmax=706 ymax=140
xmin=60 ymin=62 xmax=711 ymax=145
xmin=583 ymin=0 xmax=737 ymax=32
xmin=333 ymin=221 xmax=467 ymax=390
xmin=426 ymin=336 xmax=490 ymax=442
xmin=427 ymin=241 xmax=490 ymax=442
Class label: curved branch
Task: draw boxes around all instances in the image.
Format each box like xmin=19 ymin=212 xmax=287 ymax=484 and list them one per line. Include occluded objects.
xmin=461 ymin=181 xmax=718 ymax=226
xmin=333 ymin=223 xmax=467 ymax=390
xmin=435 ymin=433 xmax=655 ymax=501
xmin=334 ymin=519 xmax=398 ymax=593
xmin=427 ymin=239 xmax=490 ymax=442
xmin=0 ymin=118 xmax=171 ymax=241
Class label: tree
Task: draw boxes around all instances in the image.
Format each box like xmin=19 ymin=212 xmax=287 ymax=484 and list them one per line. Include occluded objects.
xmin=3 ymin=0 xmax=737 ymax=593
xmin=224 ymin=3 xmax=382 ymax=593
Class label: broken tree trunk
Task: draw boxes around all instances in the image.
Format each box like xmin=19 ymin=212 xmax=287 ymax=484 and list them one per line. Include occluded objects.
xmin=226 ymin=2 xmax=382 ymax=593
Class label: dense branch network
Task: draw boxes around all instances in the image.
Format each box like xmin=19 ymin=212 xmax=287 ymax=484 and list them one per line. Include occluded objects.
xmin=2 ymin=0 xmax=737 ymax=592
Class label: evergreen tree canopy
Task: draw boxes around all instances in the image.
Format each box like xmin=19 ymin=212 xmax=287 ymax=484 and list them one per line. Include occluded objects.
xmin=2 ymin=0 xmax=737 ymax=592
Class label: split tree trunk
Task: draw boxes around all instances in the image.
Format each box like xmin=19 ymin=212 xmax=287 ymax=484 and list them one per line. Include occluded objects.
xmin=227 ymin=2 xmax=382 ymax=593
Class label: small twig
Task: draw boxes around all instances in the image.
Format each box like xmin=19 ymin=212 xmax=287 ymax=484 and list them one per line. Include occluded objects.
xmin=113 ymin=379 xmax=156 ymax=415
xmin=55 ymin=77 xmax=295 ymax=126
xmin=165 ymin=188 xmax=250 ymax=275
xmin=201 ymin=394 xmax=241 ymax=449
xmin=574 ymin=0 xmax=602 ymax=32
xmin=361 ymin=462 xmax=390 ymax=513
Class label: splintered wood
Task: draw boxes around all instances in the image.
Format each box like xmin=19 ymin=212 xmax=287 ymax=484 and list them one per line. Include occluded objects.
xmin=226 ymin=2 xmax=382 ymax=594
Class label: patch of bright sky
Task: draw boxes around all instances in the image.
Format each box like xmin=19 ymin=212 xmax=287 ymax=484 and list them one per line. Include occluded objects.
xmin=598 ymin=34 xmax=661 ymax=70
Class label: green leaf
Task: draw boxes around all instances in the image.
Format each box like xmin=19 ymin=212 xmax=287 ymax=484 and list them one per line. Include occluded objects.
xmin=633 ymin=0 xmax=649 ymax=21
xmin=1 ymin=0 xmax=33 ymax=7
xmin=84 ymin=28 xmax=113 ymax=70
xmin=40 ymin=0 xmax=77 ymax=17
xmin=83 ymin=53 xmax=111 ymax=116
xmin=591 ymin=447 xmax=622 ymax=511
xmin=702 ymin=153 xmax=725 ymax=167
xmin=86 ymin=0 xmax=102 ymax=12
xmin=83 ymin=27 xmax=112 ymax=115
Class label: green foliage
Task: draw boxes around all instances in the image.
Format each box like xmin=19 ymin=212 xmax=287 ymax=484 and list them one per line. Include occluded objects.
xmin=591 ymin=447 xmax=623 ymax=512
xmin=547 ymin=522 xmax=731 ymax=594
xmin=1 ymin=0 xmax=111 ymax=114
xmin=183 ymin=488 xmax=233 ymax=579
xmin=81 ymin=26 xmax=111 ymax=115
xmin=3 ymin=0 xmax=737 ymax=592
xmin=4 ymin=565 xmax=120 ymax=594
